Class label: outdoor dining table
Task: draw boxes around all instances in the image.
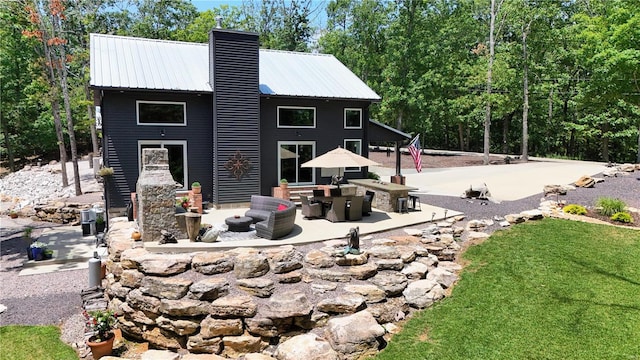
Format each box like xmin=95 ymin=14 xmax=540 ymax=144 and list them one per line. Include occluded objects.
xmin=312 ymin=195 xmax=363 ymax=221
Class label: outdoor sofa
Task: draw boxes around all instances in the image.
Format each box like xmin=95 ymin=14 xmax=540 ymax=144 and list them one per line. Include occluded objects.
xmin=245 ymin=195 xmax=296 ymax=239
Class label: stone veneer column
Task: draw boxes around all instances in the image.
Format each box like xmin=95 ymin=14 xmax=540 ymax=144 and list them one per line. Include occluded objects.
xmin=136 ymin=148 xmax=176 ymax=242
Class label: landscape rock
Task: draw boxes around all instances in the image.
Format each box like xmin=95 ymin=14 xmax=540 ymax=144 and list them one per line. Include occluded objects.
xmin=192 ymin=252 xmax=234 ymax=275
xmin=189 ymin=278 xmax=229 ymax=301
xmin=343 ymin=284 xmax=386 ymax=304
xmin=316 ymin=293 xmax=366 ymax=314
xmin=210 ymin=295 xmax=257 ymax=318
xmin=403 ymin=279 xmax=445 ymax=308
xmin=200 ymin=316 xmax=243 ymax=338
xmin=236 ymin=278 xmax=275 ymax=298
xmin=274 ymin=334 xmax=339 ymax=360
xmin=140 ymin=277 xmax=192 ymax=300
xmin=325 ymin=310 xmax=386 ymax=360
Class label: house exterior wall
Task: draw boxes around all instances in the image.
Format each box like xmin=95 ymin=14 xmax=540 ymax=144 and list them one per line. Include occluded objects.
xmin=259 ymin=97 xmax=370 ymax=196
xmin=101 ymin=90 xmax=213 ymax=210
xmin=210 ymin=29 xmax=261 ymax=205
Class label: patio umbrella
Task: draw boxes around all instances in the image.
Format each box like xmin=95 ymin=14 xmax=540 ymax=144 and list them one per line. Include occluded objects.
xmin=301 ymin=146 xmax=380 ymax=173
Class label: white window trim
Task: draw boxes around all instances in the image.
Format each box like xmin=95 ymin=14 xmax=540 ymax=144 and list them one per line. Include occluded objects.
xmin=343 ymin=138 xmax=362 ymax=172
xmin=344 ymin=108 xmax=362 ymax=129
xmin=136 ymin=100 xmax=187 ymax=126
xmin=277 ymin=141 xmax=316 ymax=185
xmin=138 ymin=140 xmax=189 ymax=190
xmin=277 ymin=106 xmax=316 ymax=128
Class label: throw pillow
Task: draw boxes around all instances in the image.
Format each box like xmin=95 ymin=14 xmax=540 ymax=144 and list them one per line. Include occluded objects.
xmin=277 ymin=204 xmax=288 ymax=211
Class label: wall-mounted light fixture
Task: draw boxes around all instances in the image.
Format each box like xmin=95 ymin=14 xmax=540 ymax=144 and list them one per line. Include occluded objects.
xmin=161 ymin=129 xmax=165 ymax=137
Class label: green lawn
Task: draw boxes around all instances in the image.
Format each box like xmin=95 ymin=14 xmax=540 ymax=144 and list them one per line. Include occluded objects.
xmin=374 ymin=218 xmax=640 ymax=360
xmin=0 ymin=325 xmax=78 ymax=360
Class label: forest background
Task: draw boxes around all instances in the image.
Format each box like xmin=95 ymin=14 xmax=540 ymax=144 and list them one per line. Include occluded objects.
xmin=2 ymin=0 xmax=639 ymax=187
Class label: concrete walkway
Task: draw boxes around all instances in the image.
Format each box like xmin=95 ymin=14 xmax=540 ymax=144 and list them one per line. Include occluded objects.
xmin=371 ymin=157 xmax=608 ymax=202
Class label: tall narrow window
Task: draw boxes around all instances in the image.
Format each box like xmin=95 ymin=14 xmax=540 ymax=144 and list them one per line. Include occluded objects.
xmin=344 ymin=108 xmax=362 ymax=129
xmin=138 ymin=141 xmax=188 ymax=189
xmin=277 ymin=106 xmax=316 ymax=128
xmin=278 ymin=142 xmax=315 ymax=185
xmin=137 ymin=101 xmax=186 ymax=125
xmin=344 ymin=139 xmax=362 ymax=172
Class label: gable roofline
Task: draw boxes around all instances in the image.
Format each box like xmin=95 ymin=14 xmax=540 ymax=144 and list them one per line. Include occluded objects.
xmin=90 ymin=33 xmax=380 ymax=101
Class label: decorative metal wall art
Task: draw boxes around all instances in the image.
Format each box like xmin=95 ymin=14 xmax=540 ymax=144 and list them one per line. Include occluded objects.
xmin=225 ymin=150 xmax=251 ymax=180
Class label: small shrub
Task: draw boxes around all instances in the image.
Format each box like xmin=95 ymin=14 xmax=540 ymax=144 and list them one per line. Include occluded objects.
xmin=611 ymin=212 xmax=633 ymax=223
xmin=563 ymin=204 xmax=587 ymax=215
xmin=367 ymin=171 xmax=380 ymax=180
xmin=595 ymin=197 xmax=626 ymax=216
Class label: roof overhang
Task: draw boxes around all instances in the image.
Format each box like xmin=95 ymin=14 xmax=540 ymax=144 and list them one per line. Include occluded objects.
xmin=368 ymin=119 xmax=412 ymax=142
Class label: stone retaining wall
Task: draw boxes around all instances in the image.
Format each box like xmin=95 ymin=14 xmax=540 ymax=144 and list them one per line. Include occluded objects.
xmin=104 ymin=209 xmax=545 ymax=359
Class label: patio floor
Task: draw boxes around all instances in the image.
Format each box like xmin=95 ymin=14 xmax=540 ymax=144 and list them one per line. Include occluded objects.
xmin=144 ymin=204 xmax=462 ymax=252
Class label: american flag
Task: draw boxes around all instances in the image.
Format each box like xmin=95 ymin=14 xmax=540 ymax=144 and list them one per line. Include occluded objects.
xmin=408 ymin=134 xmax=422 ymax=173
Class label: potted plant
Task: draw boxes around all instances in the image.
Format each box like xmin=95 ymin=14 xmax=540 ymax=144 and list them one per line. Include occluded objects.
xmin=23 ymin=227 xmax=34 ymax=260
xmin=177 ymin=196 xmax=190 ymax=211
xmin=191 ymin=181 xmax=201 ymax=194
xmin=280 ymin=178 xmax=289 ymax=189
xmin=9 ymin=210 xmax=18 ymax=219
xmin=97 ymin=167 xmax=114 ymax=177
xmin=29 ymin=241 xmax=47 ymax=261
xmin=96 ymin=213 xmax=106 ymax=233
xmin=84 ymin=309 xmax=118 ymax=359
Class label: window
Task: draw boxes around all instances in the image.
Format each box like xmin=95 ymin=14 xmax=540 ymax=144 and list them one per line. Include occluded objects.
xmin=344 ymin=108 xmax=362 ymax=129
xmin=344 ymin=139 xmax=362 ymax=172
xmin=137 ymin=101 xmax=186 ymax=125
xmin=278 ymin=142 xmax=315 ymax=185
xmin=138 ymin=141 xmax=188 ymax=189
xmin=277 ymin=106 xmax=316 ymax=128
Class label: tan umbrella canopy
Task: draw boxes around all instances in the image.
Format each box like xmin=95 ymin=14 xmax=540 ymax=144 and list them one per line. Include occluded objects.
xmin=301 ymin=146 xmax=380 ymax=169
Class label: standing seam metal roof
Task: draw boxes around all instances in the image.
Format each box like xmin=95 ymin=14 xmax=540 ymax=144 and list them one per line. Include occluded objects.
xmin=90 ymin=33 xmax=380 ymax=101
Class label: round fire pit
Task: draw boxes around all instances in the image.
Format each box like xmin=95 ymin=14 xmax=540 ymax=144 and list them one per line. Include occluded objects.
xmin=225 ymin=216 xmax=253 ymax=232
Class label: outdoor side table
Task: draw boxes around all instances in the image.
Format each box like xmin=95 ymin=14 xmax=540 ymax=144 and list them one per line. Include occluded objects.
xmin=225 ymin=216 xmax=253 ymax=232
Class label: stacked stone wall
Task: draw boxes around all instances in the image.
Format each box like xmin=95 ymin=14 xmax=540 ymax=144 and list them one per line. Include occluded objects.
xmin=104 ymin=209 xmax=546 ymax=359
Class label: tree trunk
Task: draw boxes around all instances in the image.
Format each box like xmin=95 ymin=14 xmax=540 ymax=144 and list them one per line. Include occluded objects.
xmin=85 ymin=84 xmax=99 ymax=156
xmin=521 ymin=24 xmax=530 ymax=161
xmin=484 ymin=0 xmax=499 ymax=165
xmin=2 ymin=118 xmax=15 ymax=172
xmin=601 ymin=122 xmax=609 ymax=162
xmin=458 ymin=122 xmax=465 ymax=151
xmin=54 ymin=12 xmax=82 ymax=196
xmin=52 ymin=97 xmax=68 ymax=186
xmin=502 ymin=112 xmax=511 ymax=154
xmin=636 ymin=123 xmax=640 ymax=163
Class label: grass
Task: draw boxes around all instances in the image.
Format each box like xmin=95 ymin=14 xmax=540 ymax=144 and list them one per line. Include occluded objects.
xmin=373 ymin=218 xmax=640 ymax=360
xmin=0 ymin=325 xmax=78 ymax=360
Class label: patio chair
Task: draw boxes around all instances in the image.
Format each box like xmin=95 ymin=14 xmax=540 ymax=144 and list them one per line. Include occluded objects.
xmin=362 ymin=190 xmax=375 ymax=215
xmin=300 ymin=195 xmax=323 ymax=219
xmin=326 ymin=197 xmax=347 ymax=223
xmin=347 ymin=195 xmax=363 ymax=221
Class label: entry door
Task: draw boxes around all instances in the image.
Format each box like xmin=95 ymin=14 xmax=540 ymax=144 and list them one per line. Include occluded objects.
xmin=138 ymin=140 xmax=188 ymax=189
xmin=278 ymin=142 xmax=314 ymax=185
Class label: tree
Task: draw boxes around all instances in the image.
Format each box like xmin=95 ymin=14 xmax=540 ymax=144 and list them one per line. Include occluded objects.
xmin=23 ymin=0 xmax=83 ymax=194
xmin=483 ymin=0 xmax=506 ymax=164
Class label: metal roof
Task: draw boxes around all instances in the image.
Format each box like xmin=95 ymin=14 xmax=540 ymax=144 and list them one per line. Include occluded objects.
xmin=258 ymin=49 xmax=380 ymax=100
xmin=90 ymin=33 xmax=380 ymax=101
xmin=90 ymin=34 xmax=210 ymax=92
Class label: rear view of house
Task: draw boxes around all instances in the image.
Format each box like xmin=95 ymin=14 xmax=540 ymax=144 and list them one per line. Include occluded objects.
xmin=90 ymin=28 xmax=381 ymax=214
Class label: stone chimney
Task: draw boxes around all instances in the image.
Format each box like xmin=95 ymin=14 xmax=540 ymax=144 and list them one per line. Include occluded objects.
xmin=136 ymin=148 xmax=177 ymax=242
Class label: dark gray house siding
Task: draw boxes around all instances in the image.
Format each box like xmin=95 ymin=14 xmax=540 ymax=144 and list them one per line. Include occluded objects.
xmin=101 ymin=90 xmax=213 ymax=209
xmin=259 ymin=97 xmax=370 ymax=196
xmin=210 ymin=29 xmax=260 ymax=205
